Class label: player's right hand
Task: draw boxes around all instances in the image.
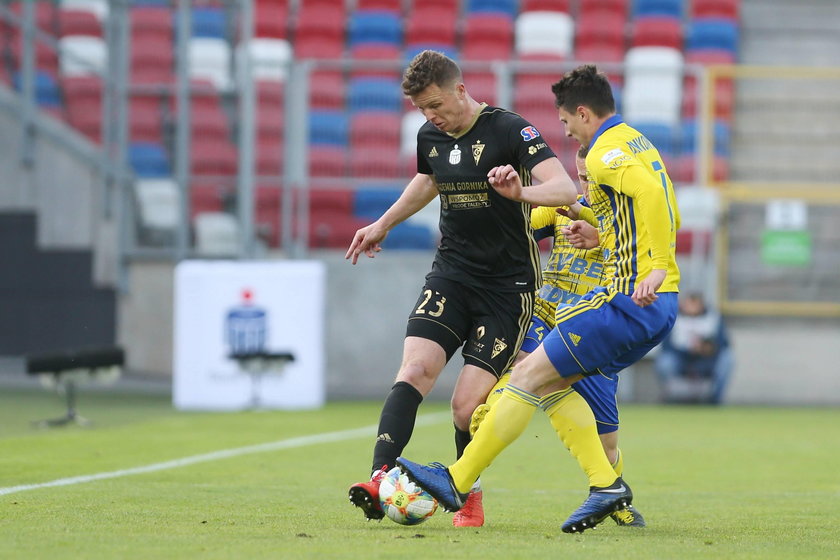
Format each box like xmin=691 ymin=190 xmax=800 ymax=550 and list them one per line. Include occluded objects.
xmin=346 ymin=223 xmax=386 ymax=264
xmin=561 ymin=220 xmax=599 ymax=249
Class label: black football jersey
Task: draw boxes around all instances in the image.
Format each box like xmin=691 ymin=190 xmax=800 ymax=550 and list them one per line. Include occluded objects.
xmin=416 ymin=105 xmax=557 ymax=292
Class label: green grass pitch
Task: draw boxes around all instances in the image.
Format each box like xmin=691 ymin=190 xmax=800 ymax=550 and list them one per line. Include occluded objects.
xmin=1 ymin=387 xmax=838 ymax=559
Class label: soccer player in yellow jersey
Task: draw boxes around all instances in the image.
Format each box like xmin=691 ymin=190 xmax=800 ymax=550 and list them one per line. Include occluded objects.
xmin=398 ymin=64 xmax=681 ymax=533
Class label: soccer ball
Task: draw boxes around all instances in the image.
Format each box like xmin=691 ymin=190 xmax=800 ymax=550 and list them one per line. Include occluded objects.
xmin=378 ymin=466 xmax=438 ymax=525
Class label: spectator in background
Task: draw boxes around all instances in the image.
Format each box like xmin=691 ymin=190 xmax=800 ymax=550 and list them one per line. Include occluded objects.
xmin=655 ymin=293 xmax=733 ymax=404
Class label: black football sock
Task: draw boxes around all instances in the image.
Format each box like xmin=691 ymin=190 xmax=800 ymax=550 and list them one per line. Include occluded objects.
xmin=371 ymin=381 xmax=424 ymax=473
xmin=454 ymin=425 xmax=471 ymax=459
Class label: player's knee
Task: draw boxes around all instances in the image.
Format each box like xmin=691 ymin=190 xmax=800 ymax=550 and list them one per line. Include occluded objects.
xmin=395 ymin=361 xmax=438 ymax=392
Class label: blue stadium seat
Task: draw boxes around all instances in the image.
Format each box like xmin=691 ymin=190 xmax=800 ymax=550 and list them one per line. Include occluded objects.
xmin=129 ymin=142 xmax=171 ymax=177
xmin=347 ymin=78 xmax=402 ymax=113
xmin=347 ymin=11 xmax=402 ymax=47
xmin=353 ymin=187 xmax=403 ymax=218
xmin=686 ymin=19 xmax=739 ymax=55
xmin=309 ymin=110 xmax=349 ymax=146
xmin=466 ymin=0 xmax=517 ymax=18
xmin=681 ymin=118 xmax=731 ymax=156
xmin=631 ymin=121 xmax=680 ymax=156
xmin=13 ymin=71 xmax=62 ymax=107
xmin=381 ymin=222 xmax=436 ymax=249
xmin=191 ymin=8 xmax=227 ymax=39
xmin=633 ymin=0 xmax=684 ymax=18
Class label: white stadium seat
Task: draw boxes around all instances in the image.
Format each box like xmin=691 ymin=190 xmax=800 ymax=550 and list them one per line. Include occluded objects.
xmin=194 ymin=212 xmax=240 ymax=256
xmin=61 ymin=0 xmax=109 ymax=21
xmin=59 ymin=35 xmax=107 ymax=76
xmin=237 ymin=38 xmax=293 ymax=83
xmin=623 ymin=46 xmax=684 ymax=126
xmin=189 ymin=38 xmax=232 ymax=91
xmin=515 ymin=11 xmax=574 ymax=58
xmin=400 ymin=111 xmax=427 ymax=157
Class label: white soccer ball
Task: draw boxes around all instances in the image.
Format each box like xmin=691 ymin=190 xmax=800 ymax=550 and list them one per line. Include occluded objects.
xmin=378 ymin=466 xmax=438 ymax=525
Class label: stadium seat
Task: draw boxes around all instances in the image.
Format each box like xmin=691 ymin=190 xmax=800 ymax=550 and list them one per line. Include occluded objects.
xmin=130 ymin=6 xmax=173 ymax=46
xmin=309 ymin=110 xmax=349 ymax=146
xmin=681 ymin=118 xmax=731 ymax=156
xmin=254 ymin=0 xmax=288 ymax=39
xmin=400 ymin=111 xmax=427 ymax=157
xmin=404 ymin=8 xmax=457 ymax=48
xmin=256 ymin=142 xmax=283 ymax=176
xmin=309 ymin=70 xmax=345 ymax=110
xmin=293 ymin=14 xmax=345 ymax=59
xmin=187 ymin=7 xmax=227 ymax=39
xmin=462 ymin=70 xmax=498 ymax=105
xmin=310 ymin=187 xmax=354 ymax=215
xmin=350 ymin=110 xmax=402 ymax=150
xmin=349 ymin=147 xmax=404 ymax=178
xmin=308 ymin=212 xmax=368 ymax=249
xmin=237 ymin=38 xmax=292 ymax=83
xmin=515 ymin=11 xmax=573 ymax=58
xmin=62 ymin=75 xmax=102 ymax=106
xmin=690 ymin=0 xmax=740 ymax=20
xmin=308 ymin=146 xmax=347 ymax=177
xmin=623 ymin=46 xmax=684 ymax=126
xmin=129 ymin=142 xmax=171 ymax=177
xmin=513 ymin=73 xmax=559 ymax=115
xmin=12 ymin=70 xmax=62 ymax=108
xmin=191 ymin=139 xmax=238 ymax=177
xmin=347 ymin=78 xmax=402 ymax=113
xmin=190 ymin=182 xmax=227 ymax=217
xmin=347 ymin=11 xmax=402 ymax=47
xmin=686 ymin=19 xmax=739 ymax=56
xmin=129 ymin=104 xmax=164 ymax=143
xmin=575 ymin=44 xmax=626 ymax=66
xmin=357 ymin=0 xmax=403 ymax=12
xmin=630 ymin=121 xmax=681 ymax=157
xmin=348 ymin=44 xmax=403 ymax=79
xmin=189 ymin=105 xmax=231 ymax=139
xmin=520 ymin=0 xmax=571 ymax=12
xmin=353 ymin=187 xmax=403 ymax=218
xmin=135 ymin=178 xmax=180 ymax=242
xmin=59 ymin=35 xmax=107 ymax=76
xmin=630 ymin=16 xmax=684 ymax=49
xmin=461 ymin=13 xmax=514 ymax=61
xmin=575 ymin=12 xmax=626 ymax=56
xmin=188 ymin=38 xmax=232 ymax=91
xmin=466 ymin=0 xmax=517 ymax=18
xmin=382 ymin=222 xmax=435 ymax=249
xmin=60 ymin=0 xmax=109 ymax=21
xmin=681 ymin=77 xmax=734 ymax=120
xmin=633 ymin=0 xmax=684 ymax=18
xmin=577 ymin=0 xmax=628 ymax=18
xmin=194 ymin=212 xmax=239 ymax=256
xmin=58 ymin=10 xmax=102 ymax=37
xmin=130 ymin=39 xmax=174 ymax=84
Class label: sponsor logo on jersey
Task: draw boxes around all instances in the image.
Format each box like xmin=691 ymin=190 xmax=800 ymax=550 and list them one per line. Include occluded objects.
xmin=429 ymin=146 xmax=439 ymax=157
xmin=472 ymin=140 xmax=485 ymax=165
xmin=376 ymin=432 xmax=394 ymax=443
xmin=491 ymin=337 xmax=508 ymax=358
xmin=528 ymin=142 xmax=547 ymax=155
xmin=568 ymin=332 xmax=582 ymax=346
xmin=477 ymin=325 xmax=486 ymax=340
xmin=449 ymin=144 xmax=461 ymax=165
xmin=520 ymin=126 xmax=541 ymax=141
xmin=601 ymin=148 xmax=631 ymax=169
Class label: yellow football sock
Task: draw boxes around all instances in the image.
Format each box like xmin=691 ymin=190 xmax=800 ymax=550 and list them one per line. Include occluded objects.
xmin=541 ymin=388 xmax=617 ymax=488
xmin=611 ymin=447 xmax=624 ymax=477
xmin=485 ymin=371 xmax=511 ymax=408
xmin=449 ymin=384 xmax=539 ymax=493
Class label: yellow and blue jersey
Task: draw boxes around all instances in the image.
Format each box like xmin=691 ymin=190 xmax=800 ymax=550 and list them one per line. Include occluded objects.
xmin=585 ymin=115 xmax=681 ymax=294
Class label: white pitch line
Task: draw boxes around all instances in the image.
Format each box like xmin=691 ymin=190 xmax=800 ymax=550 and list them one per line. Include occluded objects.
xmin=0 ymin=411 xmax=451 ymax=497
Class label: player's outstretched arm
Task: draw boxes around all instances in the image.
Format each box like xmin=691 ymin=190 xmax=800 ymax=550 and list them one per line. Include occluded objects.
xmin=346 ymin=173 xmax=438 ymax=264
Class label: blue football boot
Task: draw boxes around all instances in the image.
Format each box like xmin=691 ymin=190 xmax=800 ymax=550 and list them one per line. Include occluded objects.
xmin=395 ymin=458 xmax=469 ymax=513
xmin=561 ymin=477 xmax=633 ymax=533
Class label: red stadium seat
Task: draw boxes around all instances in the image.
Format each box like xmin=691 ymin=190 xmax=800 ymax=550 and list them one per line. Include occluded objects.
xmin=58 ymin=10 xmax=103 ymax=37
xmin=310 ymin=187 xmax=354 ymax=214
xmin=630 ymin=16 xmax=683 ymax=49
xmin=130 ymin=105 xmax=164 ymax=143
xmin=256 ymin=142 xmax=284 ymax=176
xmin=294 ymin=3 xmax=345 ymax=58
xmin=191 ymin=139 xmax=238 ymax=177
xmin=575 ymin=12 xmax=626 ymax=54
xmin=405 ymin=8 xmax=457 ymax=47
xmin=681 ymin=78 xmax=734 ymax=120
xmin=348 ymin=44 xmax=403 ymax=79
xmin=520 ymin=0 xmax=571 ymax=12
xmin=462 ymin=70 xmax=498 ymax=105
xmin=690 ymin=0 xmax=740 ymax=20
xmin=130 ymin=39 xmax=174 ymax=84
xmin=190 ymin=183 xmax=226 ymax=218
xmin=190 ymin=106 xmax=231 ymax=139
xmin=8 ymin=1 xmax=58 ymax=33
xmin=256 ymin=80 xmax=284 ymax=111
xmin=578 ymin=0 xmax=629 ymax=18
xmin=350 ymin=110 xmax=402 ymax=150
xmin=7 ymin=34 xmax=60 ymax=76
xmin=349 ymin=147 xmax=404 ymax=178
xmin=309 ymin=70 xmax=345 ymax=110
xmin=309 ymin=146 xmax=347 ymax=177
xmin=309 ymin=212 xmax=369 ymax=249
xmin=130 ymin=6 xmax=173 ymax=44
xmin=357 ymin=0 xmax=403 ymax=12
xmin=461 ymin=14 xmax=513 ymax=61
xmin=66 ymin=104 xmax=102 ymax=143
xmin=254 ymin=1 xmax=288 ymax=38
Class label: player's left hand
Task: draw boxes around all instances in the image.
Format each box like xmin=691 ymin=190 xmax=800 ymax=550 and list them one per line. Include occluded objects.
xmin=632 ymin=269 xmax=667 ymax=307
xmin=487 ymin=165 xmax=523 ymax=201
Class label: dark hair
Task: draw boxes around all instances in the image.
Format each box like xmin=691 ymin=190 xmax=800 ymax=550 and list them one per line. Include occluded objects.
xmin=551 ymin=65 xmax=615 ymax=117
xmin=576 ymin=144 xmax=589 ymax=159
xmin=402 ymin=50 xmax=462 ymax=96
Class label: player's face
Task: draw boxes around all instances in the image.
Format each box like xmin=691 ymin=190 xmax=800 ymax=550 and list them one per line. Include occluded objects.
xmin=557 ymin=106 xmax=588 ymax=145
xmin=411 ymin=82 xmax=468 ymax=134
xmin=575 ymin=155 xmax=591 ymax=203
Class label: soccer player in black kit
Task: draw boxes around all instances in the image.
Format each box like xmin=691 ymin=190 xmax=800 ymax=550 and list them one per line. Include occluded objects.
xmin=346 ymin=50 xmax=578 ymax=526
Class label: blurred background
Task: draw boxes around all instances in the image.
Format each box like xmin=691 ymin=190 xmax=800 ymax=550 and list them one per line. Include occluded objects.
xmin=0 ymin=0 xmax=838 ymax=408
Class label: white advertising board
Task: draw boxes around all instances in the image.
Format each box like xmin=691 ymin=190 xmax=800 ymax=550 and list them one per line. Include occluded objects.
xmin=173 ymin=260 xmax=325 ymax=410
